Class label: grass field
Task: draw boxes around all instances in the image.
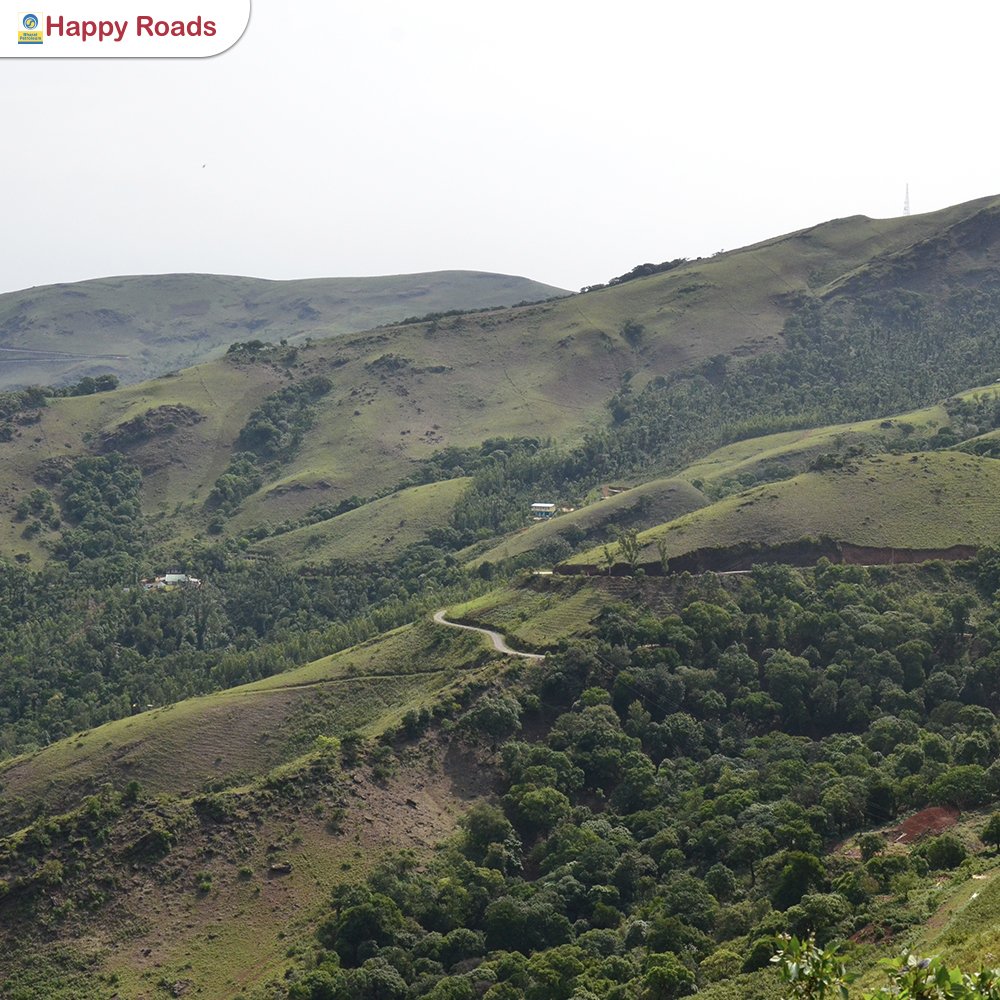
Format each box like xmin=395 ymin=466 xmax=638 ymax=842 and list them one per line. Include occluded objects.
xmin=676 ymin=400 xmax=952 ymax=488
xmin=0 ymin=270 xmax=569 ymax=389
xmin=250 ymin=477 xmax=471 ymax=565
xmin=565 ymin=450 xmax=1000 ymax=568
xmin=0 ymin=614 xmax=503 ymax=999
xmin=0 ymin=620 xmax=487 ymax=831
xmin=1 ymin=198 xmax=999 ymax=561
xmin=94 ymin=736 xmax=486 ymax=1000
xmin=446 ymin=575 xmax=621 ymax=649
xmin=468 ymin=478 xmax=709 ymax=568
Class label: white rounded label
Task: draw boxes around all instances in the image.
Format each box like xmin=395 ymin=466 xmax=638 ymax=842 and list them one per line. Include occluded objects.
xmin=5 ymin=1 xmax=251 ymax=57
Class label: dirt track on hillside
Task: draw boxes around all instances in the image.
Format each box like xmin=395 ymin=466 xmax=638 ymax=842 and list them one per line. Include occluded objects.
xmin=432 ymin=610 xmax=545 ymax=660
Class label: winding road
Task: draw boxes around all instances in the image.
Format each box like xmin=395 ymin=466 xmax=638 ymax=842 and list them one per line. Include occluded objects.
xmin=432 ymin=610 xmax=545 ymax=660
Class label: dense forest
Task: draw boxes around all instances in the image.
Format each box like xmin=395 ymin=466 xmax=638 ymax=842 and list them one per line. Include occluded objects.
xmin=280 ymin=557 xmax=1000 ymax=999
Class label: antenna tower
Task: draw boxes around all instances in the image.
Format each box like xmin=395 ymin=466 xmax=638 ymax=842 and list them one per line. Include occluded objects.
xmin=904 ymin=183 xmax=910 ymax=216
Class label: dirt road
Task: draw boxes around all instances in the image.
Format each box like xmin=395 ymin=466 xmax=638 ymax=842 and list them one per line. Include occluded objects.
xmin=432 ymin=610 xmax=545 ymax=660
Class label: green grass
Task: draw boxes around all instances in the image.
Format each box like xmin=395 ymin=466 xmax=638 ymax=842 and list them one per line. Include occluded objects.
xmin=2 ymin=197 xmax=1000 ymax=560
xmin=0 ymin=621 xmax=485 ymax=830
xmin=565 ymin=450 xmax=1000 ymax=568
xmin=445 ymin=576 xmax=614 ymax=648
xmin=674 ymin=383 xmax=1000 ymax=493
xmin=469 ymin=477 xmax=709 ymax=568
xmin=0 ymin=616 xmax=495 ymax=999
xmin=0 ymin=271 xmax=569 ymax=389
xmin=676 ymin=401 xmax=952 ymax=487
xmin=250 ymin=477 xmax=471 ymax=565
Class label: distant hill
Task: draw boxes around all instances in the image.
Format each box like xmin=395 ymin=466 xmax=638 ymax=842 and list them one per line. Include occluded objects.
xmin=0 ymin=270 xmax=570 ymax=389
xmin=3 ymin=195 xmax=1000 ymax=566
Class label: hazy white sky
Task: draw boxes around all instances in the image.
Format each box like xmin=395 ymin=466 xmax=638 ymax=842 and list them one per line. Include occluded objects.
xmin=3 ymin=0 xmax=999 ymax=295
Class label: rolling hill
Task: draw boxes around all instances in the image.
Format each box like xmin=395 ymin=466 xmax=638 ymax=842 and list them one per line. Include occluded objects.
xmin=468 ymin=477 xmax=710 ymax=569
xmin=0 ymin=270 xmax=570 ymax=389
xmin=251 ymin=477 xmax=473 ymax=567
xmin=563 ymin=449 xmax=1000 ymax=573
xmin=4 ymin=195 xmax=1000 ymax=567
xmin=11 ymin=197 xmax=1000 ymax=999
xmin=0 ymin=619 xmax=500 ymax=999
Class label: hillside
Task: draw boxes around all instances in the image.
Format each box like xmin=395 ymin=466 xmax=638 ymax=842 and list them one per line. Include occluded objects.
xmin=0 ymin=270 xmax=569 ymax=389
xmin=11 ymin=197 xmax=1000 ymax=997
xmin=4 ymin=196 xmax=1000 ymax=566
xmin=0 ymin=619 xmax=488 ymax=835
xmin=563 ymin=449 xmax=1000 ymax=573
xmin=251 ymin=478 xmax=473 ymax=567
xmin=0 ymin=620 xmax=501 ymax=997
xmin=468 ymin=477 xmax=710 ymax=570
xmin=8 ymin=557 xmax=1000 ymax=998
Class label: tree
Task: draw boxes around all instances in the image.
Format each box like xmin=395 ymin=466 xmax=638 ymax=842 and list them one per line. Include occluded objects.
xmin=930 ymin=765 xmax=988 ymax=809
xmin=462 ymin=692 xmax=522 ymax=743
xmin=459 ymin=803 xmax=522 ymax=873
xmin=503 ymin=784 xmax=572 ymax=839
xmin=981 ymin=812 xmax=1000 ymax=853
xmin=524 ymin=945 xmax=586 ymax=1000
xmin=616 ymin=528 xmax=642 ymax=572
xmin=640 ymin=952 xmax=696 ymax=1000
xmin=855 ymin=832 xmax=885 ymax=862
xmin=656 ymin=536 xmax=670 ymax=575
xmin=770 ymin=935 xmax=853 ymax=1000
xmin=917 ymin=833 xmax=967 ymax=870
xmin=772 ymin=851 xmax=827 ymax=910
xmin=316 ymin=891 xmax=404 ymax=966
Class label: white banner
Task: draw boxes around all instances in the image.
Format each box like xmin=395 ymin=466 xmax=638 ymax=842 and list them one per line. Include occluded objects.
xmin=3 ymin=1 xmax=250 ymax=57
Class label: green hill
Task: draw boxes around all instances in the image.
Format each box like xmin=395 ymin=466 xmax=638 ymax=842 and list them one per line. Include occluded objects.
xmin=564 ymin=449 xmax=1000 ymax=572
xmin=0 ymin=620 xmax=503 ymax=999
xmin=252 ymin=478 xmax=473 ymax=567
xmin=0 ymin=270 xmax=569 ymax=389
xmin=10 ymin=196 xmax=1000 ymax=999
xmin=468 ymin=477 xmax=709 ymax=569
xmin=7 ymin=199 xmax=1000 ymax=1000
xmin=4 ymin=195 xmax=1000 ymax=565
xmin=0 ymin=620 xmax=488 ymax=833
xmin=675 ymin=399 xmax=953 ymax=492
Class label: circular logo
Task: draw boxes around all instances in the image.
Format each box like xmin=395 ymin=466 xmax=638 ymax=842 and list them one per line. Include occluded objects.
xmin=22 ymin=14 xmax=39 ymax=29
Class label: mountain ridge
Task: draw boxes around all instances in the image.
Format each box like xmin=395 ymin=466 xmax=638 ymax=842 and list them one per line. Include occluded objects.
xmin=0 ymin=269 xmax=570 ymax=389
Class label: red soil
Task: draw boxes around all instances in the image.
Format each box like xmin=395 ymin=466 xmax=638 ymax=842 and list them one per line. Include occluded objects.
xmin=887 ymin=805 xmax=960 ymax=844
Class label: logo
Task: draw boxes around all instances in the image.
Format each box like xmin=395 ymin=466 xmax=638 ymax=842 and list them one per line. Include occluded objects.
xmin=18 ymin=12 xmax=43 ymax=43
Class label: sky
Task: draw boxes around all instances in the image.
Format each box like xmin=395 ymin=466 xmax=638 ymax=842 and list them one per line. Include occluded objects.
xmin=3 ymin=0 xmax=1000 ymax=295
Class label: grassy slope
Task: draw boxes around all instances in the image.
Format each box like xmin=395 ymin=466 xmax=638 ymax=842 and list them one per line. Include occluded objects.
xmin=0 ymin=271 xmax=570 ymax=388
xmin=1 ymin=197 xmax=998 ymax=558
xmin=0 ymin=620 xmax=488 ymax=829
xmin=565 ymin=449 xmax=1000 ymax=568
xmin=0 ymin=615 xmax=512 ymax=999
xmin=466 ymin=387 xmax=999 ymax=574
xmin=676 ymin=401 xmax=951 ymax=486
xmin=469 ymin=477 xmax=709 ymax=567
xmin=445 ymin=573 xmax=681 ymax=650
xmin=249 ymin=477 xmax=472 ymax=566
xmin=677 ymin=383 xmax=1000 ymax=490
xmin=0 ymin=359 xmax=298 ymax=563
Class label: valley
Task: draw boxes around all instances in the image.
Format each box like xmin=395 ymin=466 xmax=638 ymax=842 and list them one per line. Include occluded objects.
xmin=7 ymin=197 xmax=1000 ymax=998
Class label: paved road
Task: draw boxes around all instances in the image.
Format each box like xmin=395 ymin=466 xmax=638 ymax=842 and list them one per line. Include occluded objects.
xmin=432 ymin=610 xmax=545 ymax=660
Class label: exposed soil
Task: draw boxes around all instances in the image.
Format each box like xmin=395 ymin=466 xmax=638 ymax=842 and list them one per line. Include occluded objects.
xmin=558 ymin=538 xmax=979 ymax=576
xmin=887 ymin=805 xmax=961 ymax=844
xmin=849 ymin=921 xmax=895 ymax=945
xmin=0 ymin=734 xmax=493 ymax=998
